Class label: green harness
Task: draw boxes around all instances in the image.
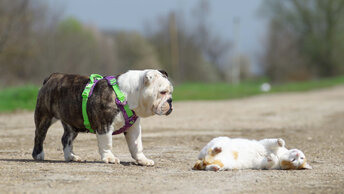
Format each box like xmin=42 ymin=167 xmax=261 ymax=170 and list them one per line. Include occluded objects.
xmin=81 ymin=74 xmax=137 ymax=134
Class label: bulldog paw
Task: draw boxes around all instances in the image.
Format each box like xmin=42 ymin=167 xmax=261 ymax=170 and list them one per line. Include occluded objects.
xmin=33 ymin=152 xmax=45 ymax=160
xmin=64 ymin=153 xmax=82 ymax=162
xmin=71 ymin=155 xmax=82 ymax=162
xmin=137 ymin=158 xmax=155 ymax=166
xmin=102 ymin=153 xmax=120 ymax=164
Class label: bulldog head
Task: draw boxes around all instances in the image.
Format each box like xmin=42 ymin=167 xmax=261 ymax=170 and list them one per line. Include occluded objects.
xmin=139 ymin=70 xmax=173 ymax=117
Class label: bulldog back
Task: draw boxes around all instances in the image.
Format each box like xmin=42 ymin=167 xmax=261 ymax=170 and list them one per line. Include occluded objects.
xmin=35 ymin=73 xmax=119 ymax=133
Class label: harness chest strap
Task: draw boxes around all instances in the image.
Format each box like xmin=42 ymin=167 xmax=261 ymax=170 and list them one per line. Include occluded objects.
xmin=104 ymin=76 xmax=138 ymax=135
xmin=81 ymin=74 xmax=138 ymax=135
xmin=81 ymin=74 xmax=103 ymax=133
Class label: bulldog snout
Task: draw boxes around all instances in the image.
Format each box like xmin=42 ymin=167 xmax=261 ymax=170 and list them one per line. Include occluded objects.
xmin=166 ymin=107 xmax=173 ymax=115
xmin=166 ymin=98 xmax=173 ymax=115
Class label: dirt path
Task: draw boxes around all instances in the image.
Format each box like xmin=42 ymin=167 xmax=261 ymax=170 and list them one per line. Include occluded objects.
xmin=1 ymin=86 xmax=344 ymax=193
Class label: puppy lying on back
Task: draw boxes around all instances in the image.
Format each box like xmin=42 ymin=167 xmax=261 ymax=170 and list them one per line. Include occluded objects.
xmin=193 ymin=137 xmax=312 ymax=171
xmin=32 ymin=69 xmax=173 ymax=166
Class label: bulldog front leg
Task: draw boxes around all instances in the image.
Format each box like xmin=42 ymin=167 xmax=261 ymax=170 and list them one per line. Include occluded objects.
xmin=125 ymin=118 xmax=154 ymax=166
xmin=96 ymin=126 xmax=120 ymax=164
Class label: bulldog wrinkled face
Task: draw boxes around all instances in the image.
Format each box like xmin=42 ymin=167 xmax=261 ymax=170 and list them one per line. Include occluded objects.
xmin=142 ymin=70 xmax=173 ymax=116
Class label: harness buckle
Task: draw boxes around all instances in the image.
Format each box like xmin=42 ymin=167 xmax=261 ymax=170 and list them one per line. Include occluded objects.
xmin=115 ymin=98 xmax=127 ymax=106
xmin=110 ymin=79 xmax=117 ymax=85
xmin=82 ymin=90 xmax=90 ymax=98
xmin=90 ymin=74 xmax=103 ymax=83
xmin=83 ymin=74 xmax=138 ymax=136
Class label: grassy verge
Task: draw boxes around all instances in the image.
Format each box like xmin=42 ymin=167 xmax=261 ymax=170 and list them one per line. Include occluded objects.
xmin=0 ymin=76 xmax=344 ymax=112
xmin=173 ymin=76 xmax=344 ymax=101
xmin=0 ymin=85 xmax=39 ymax=112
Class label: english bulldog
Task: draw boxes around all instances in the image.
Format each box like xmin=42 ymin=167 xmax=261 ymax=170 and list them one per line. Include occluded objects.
xmin=32 ymin=69 xmax=173 ymax=166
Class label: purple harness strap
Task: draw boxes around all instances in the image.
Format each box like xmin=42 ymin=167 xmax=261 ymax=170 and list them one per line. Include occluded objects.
xmin=104 ymin=76 xmax=138 ymax=135
xmin=88 ymin=75 xmax=138 ymax=135
xmin=89 ymin=79 xmax=100 ymax=96
xmin=112 ymin=99 xmax=138 ymax=135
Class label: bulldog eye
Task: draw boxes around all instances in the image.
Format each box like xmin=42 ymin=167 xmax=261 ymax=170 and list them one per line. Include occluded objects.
xmin=160 ymin=91 xmax=167 ymax=95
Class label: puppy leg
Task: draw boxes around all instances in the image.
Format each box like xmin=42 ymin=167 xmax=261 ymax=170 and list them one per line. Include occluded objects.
xmin=61 ymin=122 xmax=81 ymax=162
xmin=205 ymin=164 xmax=221 ymax=172
xmin=96 ymin=126 xmax=120 ymax=164
xmin=259 ymin=138 xmax=285 ymax=150
xmin=125 ymin=118 xmax=154 ymax=166
xmin=32 ymin=107 xmax=53 ymax=160
xmin=262 ymin=153 xmax=279 ymax=169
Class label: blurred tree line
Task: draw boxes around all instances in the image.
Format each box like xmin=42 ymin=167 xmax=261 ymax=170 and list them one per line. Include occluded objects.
xmin=261 ymin=0 xmax=344 ymax=82
xmin=2 ymin=0 xmax=343 ymax=86
xmin=0 ymin=0 xmax=233 ymax=86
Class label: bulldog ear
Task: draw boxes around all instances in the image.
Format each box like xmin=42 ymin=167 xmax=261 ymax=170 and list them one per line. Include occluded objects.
xmin=158 ymin=70 xmax=168 ymax=78
xmin=144 ymin=71 xmax=154 ymax=85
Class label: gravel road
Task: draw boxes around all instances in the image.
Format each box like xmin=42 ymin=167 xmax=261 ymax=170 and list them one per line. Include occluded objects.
xmin=1 ymin=86 xmax=343 ymax=193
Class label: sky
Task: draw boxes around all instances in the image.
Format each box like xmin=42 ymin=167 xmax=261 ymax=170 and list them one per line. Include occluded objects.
xmin=50 ymin=0 xmax=267 ymax=69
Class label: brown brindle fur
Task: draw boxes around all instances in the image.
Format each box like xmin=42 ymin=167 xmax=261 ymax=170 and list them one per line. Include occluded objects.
xmin=36 ymin=73 xmax=120 ymax=133
xmin=32 ymin=73 xmax=120 ymax=159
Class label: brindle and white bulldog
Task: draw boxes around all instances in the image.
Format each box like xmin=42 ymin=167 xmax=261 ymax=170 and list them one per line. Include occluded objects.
xmin=32 ymin=69 xmax=173 ymax=166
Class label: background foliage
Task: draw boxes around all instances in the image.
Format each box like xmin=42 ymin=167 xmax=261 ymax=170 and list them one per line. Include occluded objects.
xmin=1 ymin=0 xmax=344 ymax=112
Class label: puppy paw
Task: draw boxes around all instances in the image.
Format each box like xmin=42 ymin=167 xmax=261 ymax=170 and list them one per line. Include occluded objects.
xmin=205 ymin=165 xmax=220 ymax=172
xmin=277 ymin=138 xmax=285 ymax=147
xmin=102 ymin=153 xmax=120 ymax=164
xmin=71 ymin=155 xmax=82 ymax=162
xmin=137 ymin=158 xmax=155 ymax=166
xmin=265 ymin=153 xmax=278 ymax=169
xmin=267 ymin=153 xmax=278 ymax=162
xmin=193 ymin=160 xmax=204 ymax=170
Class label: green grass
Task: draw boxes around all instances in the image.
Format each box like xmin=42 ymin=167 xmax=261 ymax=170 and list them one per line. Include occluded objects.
xmin=0 ymin=76 xmax=344 ymax=112
xmin=173 ymin=76 xmax=344 ymax=101
xmin=0 ymin=85 xmax=39 ymax=112
xmin=270 ymin=76 xmax=344 ymax=92
xmin=173 ymin=81 xmax=263 ymax=101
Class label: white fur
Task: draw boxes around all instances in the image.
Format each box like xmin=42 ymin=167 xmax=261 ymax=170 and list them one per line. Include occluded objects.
xmin=63 ymin=134 xmax=81 ymax=162
xmin=96 ymin=126 xmax=120 ymax=164
xmin=199 ymin=137 xmax=269 ymax=170
xmin=118 ymin=70 xmax=173 ymax=117
xmin=63 ymin=148 xmax=81 ymax=162
xmin=125 ymin=118 xmax=154 ymax=166
xmin=35 ymin=152 xmax=45 ymax=160
xmin=96 ymin=70 xmax=172 ymax=165
xmin=278 ymin=148 xmax=311 ymax=170
xmin=197 ymin=136 xmax=311 ymax=171
xmin=51 ymin=117 xmax=59 ymax=125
